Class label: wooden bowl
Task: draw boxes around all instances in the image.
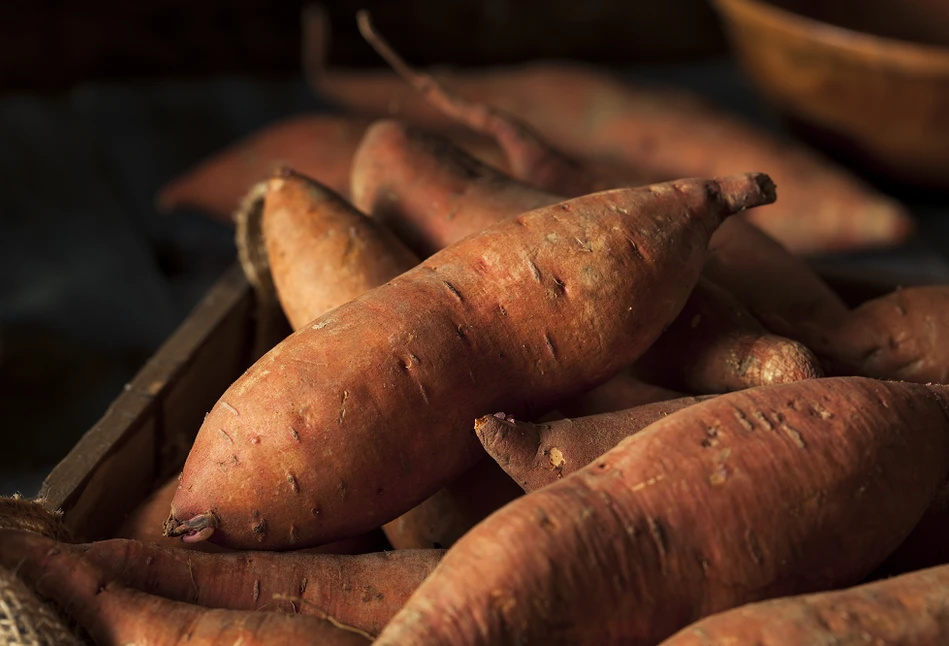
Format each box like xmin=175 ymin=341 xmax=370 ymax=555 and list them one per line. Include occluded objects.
xmin=713 ymin=0 xmax=949 ymax=190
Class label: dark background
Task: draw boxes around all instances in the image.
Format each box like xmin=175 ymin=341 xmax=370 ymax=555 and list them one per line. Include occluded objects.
xmin=3 ymin=1 xmax=949 ymax=495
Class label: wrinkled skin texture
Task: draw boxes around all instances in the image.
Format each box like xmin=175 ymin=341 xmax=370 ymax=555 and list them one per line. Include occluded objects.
xmin=477 ymin=395 xmax=712 ymax=492
xmin=313 ymin=61 xmax=913 ymax=253
xmin=376 ymin=378 xmax=949 ymax=646
xmin=79 ymin=538 xmax=442 ymax=636
xmin=167 ymin=174 xmax=774 ymax=549
xmin=660 ymin=563 xmax=949 ymax=646
xmin=0 ymin=530 xmax=369 ymax=646
xmin=636 ymin=278 xmax=823 ymax=393
xmin=802 ymin=286 xmax=949 ymax=384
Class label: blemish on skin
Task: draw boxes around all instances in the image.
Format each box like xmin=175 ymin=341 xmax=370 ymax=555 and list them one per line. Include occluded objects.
xmin=443 ymin=280 xmax=464 ymax=302
xmin=311 ymin=320 xmax=331 ymax=330
xmin=574 ymin=237 xmax=593 ymax=252
xmin=630 ymin=474 xmax=664 ymax=492
xmin=648 ymin=518 xmax=668 ymax=558
xmin=299 ymin=578 xmax=308 ymax=595
xmin=219 ymin=429 xmax=234 ymax=445
xmin=250 ymin=436 xmax=261 ymax=445
xmin=220 ymin=401 xmax=239 ymax=416
xmin=734 ymin=409 xmax=754 ymax=432
xmin=497 ymin=303 xmax=507 ymax=316
xmin=700 ymin=558 xmax=710 ymax=577
xmin=708 ymin=464 xmax=729 ymax=486
xmin=252 ymin=579 xmax=260 ymax=602
xmin=490 ymin=589 xmax=517 ymax=617
xmin=752 ymin=411 xmax=773 ymax=431
xmin=745 ymin=530 xmax=763 ymax=565
xmin=311 ymin=507 xmax=321 ymax=517
xmin=289 ymin=427 xmax=300 ymax=442
xmin=623 ymin=234 xmax=645 ymax=261
xmin=289 ymin=524 xmax=298 ymax=543
xmin=287 ymin=474 xmax=299 ymax=493
xmin=544 ymin=334 xmax=557 ymax=358
xmin=528 ymin=260 xmax=542 ymax=282
xmin=338 ymin=391 xmax=349 ymax=425
xmin=418 ymin=382 xmax=430 ymax=405
xmin=782 ymin=424 xmax=806 ymax=449
xmin=468 ymin=370 xmax=478 ymax=385
xmin=547 ymin=447 xmax=566 ymax=471
xmin=252 ymin=518 xmax=267 ymax=538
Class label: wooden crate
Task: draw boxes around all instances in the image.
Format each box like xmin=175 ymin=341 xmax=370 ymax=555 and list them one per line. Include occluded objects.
xmin=37 ymin=260 xmax=941 ymax=539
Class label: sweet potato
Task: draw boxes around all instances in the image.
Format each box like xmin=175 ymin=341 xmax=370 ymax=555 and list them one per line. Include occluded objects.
xmin=353 ymin=123 xmax=821 ymax=394
xmin=353 ymin=118 xmax=846 ymax=352
xmin=660 ymin=563 xmax=949 ymax=646
xmin=635 ymin=278 xmax=823 ymax=393
xmin=156 ymin=113 xmax=507 ymax=224
xmin=350 ymin=119 xmax=557 ymax=257
xmin=256 ymin=168 xmax=419 ymax=329
xmin=477 ymin=395 xmax=712 ymax=492
xmin=0 ymin=529 xmax=370 ymax=645
xmin=75 ymin=537 xmax=443 ymax=635
xmin=556 ymin=373 xmax=683 ymax=419
xmin=311 ymin=25 xmax=912 ymax=253
xmin=375 ymin=377 xmax=949 ymax=645
xmin=165 ymin=173 xmax=776 ymax=550
xmin=119 ymin=475 xmax=389 ymax=555
xmin=871 ymin=484 xmax=949 ymax=579
xmin=798 ymin=286 xmax=949 ymax=384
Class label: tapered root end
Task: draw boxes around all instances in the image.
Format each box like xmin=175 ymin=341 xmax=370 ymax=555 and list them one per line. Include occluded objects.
xmin=714 ymin=172 xmax=777 ymax=214
xmin=474 ymin=413 xmax=517 ymax=450
xmin=163 ymin=511 xmax=219 ymax=543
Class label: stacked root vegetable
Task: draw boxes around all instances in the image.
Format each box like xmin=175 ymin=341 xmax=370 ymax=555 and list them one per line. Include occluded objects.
xmin=8 ymin=12 xmax=949 ymax=646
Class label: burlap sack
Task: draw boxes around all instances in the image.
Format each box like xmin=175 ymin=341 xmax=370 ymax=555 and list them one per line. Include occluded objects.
xmin=0 ymin=496 xmax=83 ymax=646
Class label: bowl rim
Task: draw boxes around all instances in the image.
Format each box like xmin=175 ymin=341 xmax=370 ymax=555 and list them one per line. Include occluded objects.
xmin=713 ymin=0 xmax=949 ymax=73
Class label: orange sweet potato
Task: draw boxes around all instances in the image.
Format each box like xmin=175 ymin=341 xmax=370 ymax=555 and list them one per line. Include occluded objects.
xmin=353 ymin=121 xmax=824 ymax=395
xmin=350 ymin=119 xmax=557 ymax=257
xmin=311 ymin=24 xmax=912 ymax=254
xmin=0 ymin=529 xmax=370 ymax=645
xmin=118 ymin=475 xmax=388 ymax=555
xmin=156 ymin=114 xmax=507 ymax=225
xmin=165 ymin=173 xmax=775 ymax=550
xmin=660 ymin=563 xmax=949 ymax=646
xmin=477 ymin=395 xmax=712 ymax=492
xmin=635 ymin=278 xmax=823 ymax=393
xmin=250 ymin=168 xmax=520 ymax=550
xmin=376 ymin=377 xmax=949 ymax=645
xmin=76 ymin=537 xmax=442 ymax=636
xmin=797 ymin=286 xmax=949 ymax=384
xmin=555 ymin=373 xmax=683 ymax=419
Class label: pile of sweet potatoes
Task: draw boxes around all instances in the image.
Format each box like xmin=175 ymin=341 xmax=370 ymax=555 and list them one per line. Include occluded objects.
xmin=11 ymin=15 xmax=949 ymax=646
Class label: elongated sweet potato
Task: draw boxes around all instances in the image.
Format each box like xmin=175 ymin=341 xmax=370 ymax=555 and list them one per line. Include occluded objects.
xmin=353 ymin=119 xmax=846 ymax=350
xmin=350 ymin=119 xmax=558 ymax=257
xmin=75 ymin=537 xmax=443 ymax=635
xmin=635 ymin=278 xmax=823 ymax=393
xmin=799 ymin=286 xmax=949 ymax=384
xmin=156 ymin=113 xmax=506 ymax=224
xmin=249 ymin=168 xmax=520 ymax=550
xmin=477 ymin=395 xmax=712 ymax=492
xmin=165 ymin=173 xmax=776 ymax=550
xmin=376 ymin=377 xmax=949 ymax=645
xmin=353 ymin=123 xmax=820 ymax=394
xmin=311 ymin=29 xmax=912 ymax=254
xmin=0 ymin=529 xmax=370 ymax=645
xmin=257 ymin=168 xmax=419 ymax=329
xmin=660 ymin=563 xmax=949 ymax=646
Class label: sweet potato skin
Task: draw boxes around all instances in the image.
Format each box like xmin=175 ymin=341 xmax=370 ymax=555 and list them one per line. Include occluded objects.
xmin=477 ymin=395 xmax=711 ymax=492
xmin=0 ymin=530 xmax=369 ymax=646
xmin=555 ymin=373 xmax=682 ymax=418
xmin=660 ymin=563 xmax=949 ymax=646
xmin=261 ymin=169 xmax=418 ymax=330
xmin=635 ymin=278 xmax=823 ymax=393
xmin=376 ymin=377 xmax=949 ymax=645
xmin=167 ymin=174 xmax=774 ymax=550
xmin=78 ymin=538 xmax=442 ymax=635
xmin=350 ymin=119 xmax=556 ymax=257
xmin=804 ymin=286 xmax=949 ymax=384
xmin=157 ymin=115 xmax=371 ymax=222
xmin=316 ymin=62 xmax=913 ymax=253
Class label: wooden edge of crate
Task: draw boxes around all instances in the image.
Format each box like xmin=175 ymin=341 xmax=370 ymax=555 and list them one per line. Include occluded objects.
xmin=38 ymin=263 xmax=255 ymax=533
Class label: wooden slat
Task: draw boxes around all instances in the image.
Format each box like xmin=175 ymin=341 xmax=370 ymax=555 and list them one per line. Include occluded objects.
xmin=39 ymin=264 xmax=254 ymax=521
